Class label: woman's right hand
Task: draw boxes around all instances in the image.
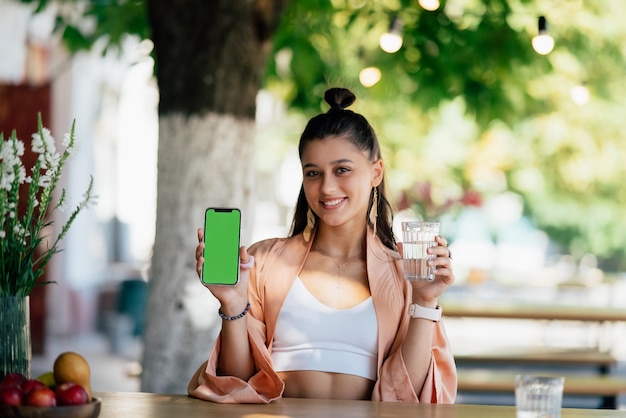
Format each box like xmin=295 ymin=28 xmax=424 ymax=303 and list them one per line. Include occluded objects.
xmin=195 ymin=228 xmax=252 ymax=316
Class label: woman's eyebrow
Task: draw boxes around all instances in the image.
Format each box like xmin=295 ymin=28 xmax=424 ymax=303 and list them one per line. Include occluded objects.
xmin=303 ymin=158 xmax=354 ymax=169
xmin=332 ymin=158 xmax=354 ymax=165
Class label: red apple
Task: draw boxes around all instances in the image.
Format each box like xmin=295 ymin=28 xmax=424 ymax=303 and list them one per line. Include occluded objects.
xmin=1 ymin=372 xmax=27 ymax=388
xmin=24 ymin=386 xmax=57 ymax=407
xmin=0 ymin=386 xmax=23 ymax=406
xmin=21 ymin=379 xmax=47 ymax=395
xmin=55 ymin=382 xmax=89 ymax=406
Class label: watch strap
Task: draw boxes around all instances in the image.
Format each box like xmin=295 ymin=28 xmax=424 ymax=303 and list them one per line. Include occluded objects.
xmin=408 ymin=303 xmax=442 ymax=322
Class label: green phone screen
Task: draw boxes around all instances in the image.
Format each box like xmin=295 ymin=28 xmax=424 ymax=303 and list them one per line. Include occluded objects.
xmin=202 ymin=208 xmax=241 ymax=285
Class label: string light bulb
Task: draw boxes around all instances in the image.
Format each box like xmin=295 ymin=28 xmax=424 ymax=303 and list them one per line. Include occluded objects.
xmin=359 ymin=67 xmax=382 ymax=87
xmin=532 ymin=16 xmax=555 ymax=55
xmin=379 ymin=15 xmax=403 ymax=53
xmin=571 ymin=83 xmax=590 ymax=106
xmin=418 ymin=0 xmax=440 ymax=11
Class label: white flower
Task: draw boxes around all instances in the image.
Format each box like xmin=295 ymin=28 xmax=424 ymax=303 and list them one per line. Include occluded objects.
xmin=80 ymin=194 xmax=98 ymax=210
xmin=35 ymin=146 xmax=61 ymax=173
xmin=2 ymin=116 xmax=95 ymax=296
xmin=0 ymin=141 xmax=28 ymax=193
xmin=62 ymin=133 xmax=72 ymax=148
xmin=1 ymin=172 xmax=15 ymax=191
xmin=1 ymin=138 xmax=24 ymax=160
xmin=17 ymin=165 xmax=26 ymax=185
xmin=31 ymin=127 xmax=57 ymax=155
xmin=39 ymin=174 xmax=52 ymax=188
xmin=31 ymin=132 xmax=45 ymax=154
xmin=0 ymin=138 xmax=24 ymax=159
xmin=48 ymin=152 xmax=61 ymax=171
xmin=56 ymin=192 xmax=67 ymax=212
xmin=14 ymin=139 xmax=25 ymax=157
xmin=0 ymin=177 xmax=10 ymax=191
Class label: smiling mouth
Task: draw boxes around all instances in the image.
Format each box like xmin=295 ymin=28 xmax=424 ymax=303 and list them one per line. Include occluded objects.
xmin=321 ymin=198 xmax=345 ymax=208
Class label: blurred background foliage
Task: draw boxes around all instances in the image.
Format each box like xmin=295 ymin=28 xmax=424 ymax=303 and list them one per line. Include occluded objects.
xmin=263 ymin=0 xmax=626 ymax=271
xmin=23 ymin=0 xmax=626 ymax=271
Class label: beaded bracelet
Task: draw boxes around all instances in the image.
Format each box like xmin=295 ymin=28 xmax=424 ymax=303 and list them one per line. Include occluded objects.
xmin=218 ymin=301 xmax=251 ymax=321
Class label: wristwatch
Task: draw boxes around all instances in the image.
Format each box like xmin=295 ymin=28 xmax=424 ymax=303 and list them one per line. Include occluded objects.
xmin=408 ymin=303 xmax=442 ymax=322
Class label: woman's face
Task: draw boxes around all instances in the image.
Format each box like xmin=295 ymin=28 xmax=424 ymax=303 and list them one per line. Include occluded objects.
xmin=300 ymin=135 xmax=383 ymax=231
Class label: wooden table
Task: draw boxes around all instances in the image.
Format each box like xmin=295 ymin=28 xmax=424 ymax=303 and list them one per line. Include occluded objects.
xmin=95 ymin=392 xmax=626 ymax=417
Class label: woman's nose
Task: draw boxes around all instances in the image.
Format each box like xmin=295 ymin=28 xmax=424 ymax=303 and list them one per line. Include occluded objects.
xmin=320 ymin=174 xmax=337 ymax=194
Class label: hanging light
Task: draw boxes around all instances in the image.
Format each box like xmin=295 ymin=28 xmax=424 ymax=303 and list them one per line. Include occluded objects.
xmin=571 ymin=83 xmax=590 ymax=106
xmin=418 ymin=0 xmax=440 ymax=11
xmin=359 ymin=67 xmax=382 ymax=87
xmin=379 ymin=15 xmax=403 ymax=53
xmin=532 ymin=16 xmax=555 ymax=55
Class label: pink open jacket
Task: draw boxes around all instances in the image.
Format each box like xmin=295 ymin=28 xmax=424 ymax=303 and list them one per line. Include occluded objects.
xmin=188 ymin=229 xmax=457 ymax=403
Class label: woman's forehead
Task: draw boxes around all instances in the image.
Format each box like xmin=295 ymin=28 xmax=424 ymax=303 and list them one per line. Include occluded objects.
xmin=301 ymin=135 xmax=365 ymax=161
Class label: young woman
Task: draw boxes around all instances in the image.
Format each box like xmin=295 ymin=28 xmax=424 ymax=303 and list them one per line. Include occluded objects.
xmin=188 ymin=87 xmax=457 ymax=403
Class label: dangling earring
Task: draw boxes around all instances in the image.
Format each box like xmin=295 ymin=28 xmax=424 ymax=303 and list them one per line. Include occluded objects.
xmin=303 ymin=207 xmax=315 ymax=242
xmin=369 ymin=187 xmax=378 ymax=235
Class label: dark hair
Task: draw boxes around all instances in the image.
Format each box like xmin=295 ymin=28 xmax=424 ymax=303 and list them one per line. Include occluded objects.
xmin=288 ymin=87 xmax=396 ymax=250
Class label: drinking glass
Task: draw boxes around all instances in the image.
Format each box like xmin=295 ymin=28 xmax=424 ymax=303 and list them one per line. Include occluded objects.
xmin=401 ymin=221 xmax=440 ymax=281
xmin=515 ymin=374 xmax=564 ymax=418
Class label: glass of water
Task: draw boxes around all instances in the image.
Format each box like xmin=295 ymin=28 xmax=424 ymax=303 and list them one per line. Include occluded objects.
xmin=515 ymin=375 xmax=564 ymax=418
xmin=401 ymin=221 xmax=440 ymax=281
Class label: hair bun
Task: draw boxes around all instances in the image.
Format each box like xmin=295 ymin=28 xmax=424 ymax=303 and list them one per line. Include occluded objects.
xmin=324 ymin=88 xmax=356 ymax=112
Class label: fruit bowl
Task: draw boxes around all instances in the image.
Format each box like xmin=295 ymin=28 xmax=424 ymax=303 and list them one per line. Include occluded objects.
xmin=0 ymin=397 xmax=101 ymax=418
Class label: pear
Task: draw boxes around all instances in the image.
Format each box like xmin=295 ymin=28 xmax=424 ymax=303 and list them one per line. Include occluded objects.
xmin=36 ymin=371 xmax=57 ymax=389
xmin=53 ymin=351 xmax=92 ymax=401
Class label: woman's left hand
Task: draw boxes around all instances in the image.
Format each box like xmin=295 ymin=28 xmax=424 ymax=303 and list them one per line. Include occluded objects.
xmin=399 ymin=235 xmax=454 ymax=307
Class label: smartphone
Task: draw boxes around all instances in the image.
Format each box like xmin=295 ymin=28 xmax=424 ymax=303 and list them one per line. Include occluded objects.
xmin=201 ymin=207 xmax=242 ymax=285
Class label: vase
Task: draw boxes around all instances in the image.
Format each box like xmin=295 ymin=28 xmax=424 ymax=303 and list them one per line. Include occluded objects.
xmin=0 ymin=296 xmax=32 ymax=379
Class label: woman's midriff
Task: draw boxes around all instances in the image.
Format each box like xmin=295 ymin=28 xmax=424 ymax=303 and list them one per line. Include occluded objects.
xmin=278 ymin=370 xmax=375 ymax=400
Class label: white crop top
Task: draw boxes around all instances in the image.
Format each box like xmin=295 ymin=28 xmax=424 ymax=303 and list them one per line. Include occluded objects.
xmin=271 ymin=277 xmax=379 ymax=381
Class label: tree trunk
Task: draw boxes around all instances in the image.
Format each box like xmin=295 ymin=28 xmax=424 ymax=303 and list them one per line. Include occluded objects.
xmin=142 ymin=114 xmax=255 ymax=393
xmin=141 ymin=0 xmax=287 ymax=393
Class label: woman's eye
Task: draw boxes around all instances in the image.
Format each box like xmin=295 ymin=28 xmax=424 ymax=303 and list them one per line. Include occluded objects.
xmin=305 ymin=170 xmax=319 ymax=177
xmin=336 ymin=167 xmax=350 ymax=174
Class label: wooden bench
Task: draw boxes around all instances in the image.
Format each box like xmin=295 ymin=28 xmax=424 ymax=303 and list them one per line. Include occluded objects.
xmin=454 ymin=347 xmax=617 ymax=374
xmin=457 ymin=369 xmax=626 ymax=409
xmin=442 ymin=300 xmax=626 ymax=352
